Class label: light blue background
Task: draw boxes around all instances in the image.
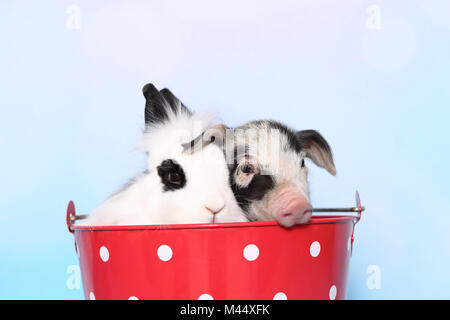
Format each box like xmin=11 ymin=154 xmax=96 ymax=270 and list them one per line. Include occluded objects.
xmin=1 ymin=0 xmax=449 ymax=299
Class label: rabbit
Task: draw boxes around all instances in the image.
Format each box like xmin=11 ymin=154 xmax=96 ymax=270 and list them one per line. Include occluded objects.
xmin=224 ymin=120 xmax=336 ymax=228
xmin=80 ymin=83 xmax=248 ymax=226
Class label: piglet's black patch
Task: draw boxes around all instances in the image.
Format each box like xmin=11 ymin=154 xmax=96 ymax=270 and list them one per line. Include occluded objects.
xmin=157 ymin=159 xmax=187 ymax=192
xmin=253 ymin=120 xmax=302 ymax=153
xmin=230 ymin=167 xmax=275 ymax=214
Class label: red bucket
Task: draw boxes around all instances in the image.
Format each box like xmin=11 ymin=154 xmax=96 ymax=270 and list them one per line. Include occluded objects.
xmin=67 ymin=193 xmax=363 ymax=300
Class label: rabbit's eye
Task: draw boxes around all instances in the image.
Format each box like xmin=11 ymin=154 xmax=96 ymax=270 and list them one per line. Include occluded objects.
xmin=168 ymin=172 xmax=181 ymax=184
xmin=157 ymin=159 xmax=186 ymax=191
xmin=241 ymin=164 xmax=255 ymax=174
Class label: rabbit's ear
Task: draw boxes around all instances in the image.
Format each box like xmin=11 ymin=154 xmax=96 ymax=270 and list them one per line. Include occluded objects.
xmin=142 ymin=83 xmax=192 ymax=125
xmin=143 ymin=83 xmax=169 ymax=125
xmin=159 ymin=88 xmax=191 ymax=115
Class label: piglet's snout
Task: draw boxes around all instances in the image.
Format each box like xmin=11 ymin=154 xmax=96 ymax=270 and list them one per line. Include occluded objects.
xmin=272 ymin=189 xmax=312 ymax=228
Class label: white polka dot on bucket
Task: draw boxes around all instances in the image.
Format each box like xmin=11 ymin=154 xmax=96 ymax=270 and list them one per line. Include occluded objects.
xmin=99 ymin=246 xmax=109 ymax=262
xmin=243 ymin=244 xmax=259 ymax=261
xmin=273 ymin=292 xmax=287 ymax=300
xmin=157 ymin=244 xmax=173 ymax=261
xmin=329 ymin=285 xmax=337 ymax=300
xmin=309 ymin=241 xmax=321 ymax=258
xmin=128 ymin=296 xmax=139 ymax=300
xmin=89 ymin=292 xmax=95 ymax=300
xmin=198 ymin=293 xmax=214 ymax=300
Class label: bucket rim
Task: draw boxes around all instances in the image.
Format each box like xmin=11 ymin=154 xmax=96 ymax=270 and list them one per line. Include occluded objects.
xmin=70 ymin=215 xmax=357 ymax=232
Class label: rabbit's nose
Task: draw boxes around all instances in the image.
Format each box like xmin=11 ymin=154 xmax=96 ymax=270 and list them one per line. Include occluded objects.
xmin=205 ymin=204 xmax=225 ymax=215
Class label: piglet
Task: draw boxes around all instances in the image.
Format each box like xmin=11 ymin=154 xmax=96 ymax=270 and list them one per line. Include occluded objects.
xmin=225 ymin=120 xmax=336 ymax=227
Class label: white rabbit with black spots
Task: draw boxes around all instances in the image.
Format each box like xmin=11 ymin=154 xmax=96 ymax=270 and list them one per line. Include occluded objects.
xmin=82 ymin=83 xmax=247 ymax=226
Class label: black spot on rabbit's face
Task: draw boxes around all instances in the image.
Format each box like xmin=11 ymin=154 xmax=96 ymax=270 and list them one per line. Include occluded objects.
xmin=157 ymin=159 xmax=187 ymax=191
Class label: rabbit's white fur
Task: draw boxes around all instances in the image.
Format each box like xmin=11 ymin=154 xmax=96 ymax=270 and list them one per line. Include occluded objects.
xmin=81 ymin=88 xmax=247 ymax=226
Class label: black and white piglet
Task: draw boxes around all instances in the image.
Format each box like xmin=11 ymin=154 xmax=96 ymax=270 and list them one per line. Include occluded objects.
xmin=226 ymin=120 xmax=336 ymax=228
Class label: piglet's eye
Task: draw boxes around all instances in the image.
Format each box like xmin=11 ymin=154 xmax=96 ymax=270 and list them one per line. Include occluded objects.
xmin=241 ymin=164 xmax=255 ymax=174
xmin=301 ymin=159 xmax=305 ymax=167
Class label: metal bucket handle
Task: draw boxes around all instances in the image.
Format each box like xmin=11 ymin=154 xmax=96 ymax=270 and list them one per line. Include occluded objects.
xmin=310 ymin=190 xmax=364 ymax=254
xmin=66 ymin=191 xmax=365 ymax=234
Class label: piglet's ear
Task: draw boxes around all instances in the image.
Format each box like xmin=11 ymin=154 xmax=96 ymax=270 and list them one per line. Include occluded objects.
xmin=296 ymin=130 xmax=336 ymax=176
xmin=182 ymin=123 xmax=230 ymax=154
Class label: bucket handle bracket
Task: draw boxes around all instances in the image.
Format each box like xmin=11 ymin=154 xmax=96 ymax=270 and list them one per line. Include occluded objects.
xmin=66 ymin=200 xmax=76 ymax=234
xmin=351 ymin=190 xmax=364 ymax=253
